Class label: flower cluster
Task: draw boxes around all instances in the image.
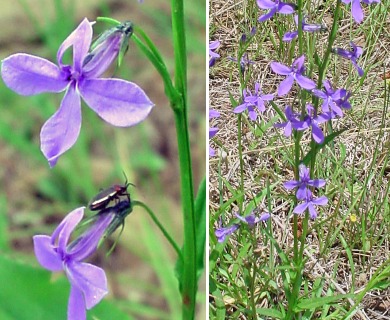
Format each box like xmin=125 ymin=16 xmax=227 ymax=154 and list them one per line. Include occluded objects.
xmin=215 ymin=211 xmax=270 ymax=242
xmin=33 ymin=200 xmax=131 ymax=319
xmin=209 ymin=40 xmax=220 ymax=67
xmin=1 ymin=18 xmax=154 ymax=167
xmin=209 ymin=109 xmax=220 ymax=157
xmin=214 ymin=0 xmax=381 ymax=235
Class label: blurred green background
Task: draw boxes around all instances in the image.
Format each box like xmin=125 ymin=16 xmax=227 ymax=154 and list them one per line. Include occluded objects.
xmin=0 ymin=0 xmax=206 ymax=319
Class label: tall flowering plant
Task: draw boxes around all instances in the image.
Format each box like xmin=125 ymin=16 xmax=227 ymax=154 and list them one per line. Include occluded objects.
xmin=210 ymin=0 xmax=385 ymax=318
xmin=1 ymin=2 xmax=204 ymax=319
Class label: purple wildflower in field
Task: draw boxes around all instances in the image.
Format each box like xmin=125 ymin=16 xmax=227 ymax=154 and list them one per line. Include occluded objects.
xmin=312 ymin=80 xmax=352 ymax=117
xmin=209 ymin=109 xmax=220 ymax=157
xmin=333 ymin=42 xmax=364 ymax=77
xmin=283 ymin=15 xmax=327 ymax=42
xmin=294 ymin=194 xmax=328 ymax=219
xmin=271 ymin=55 xmax=316 ymax=96
xmin=228 ymin=53 xmax=255 ymax=74
xmin=209 ymin=40 xmax=220 ymax=67
xmin=294 ymin=104 xmax=329 ymax=144
xmin=33 ymin=207 xmax=115 ymax=320
xmin=233 ymin=83 xmax=274 ymax=120
xmin=256 ymin=0 xmax=296 ymax=22
xmin=274 ymin=105 xmax=301 ymax=137
xmin=240 ymin=27 xmax=257 ymax=43
xmin=1 ymin=18 xmax=153 ymax=167
xmin=235 ymin=211 xmax=270 ymax=226
xmin=342 ymin=0 xmax=381 ymax=24
xmin=215 ymin=222 xmax=240 ymax=242
xmin=284 ymin=164 xmax=326 ymax=200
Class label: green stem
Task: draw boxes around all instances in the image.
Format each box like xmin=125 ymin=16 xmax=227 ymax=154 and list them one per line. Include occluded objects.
xmin=171 ymin=1 xmax=196 ymax=318
xmin=132 ymin=200 xmax=182 ymax=260
xmin=174 ymin=106 xmax=197 ymax=319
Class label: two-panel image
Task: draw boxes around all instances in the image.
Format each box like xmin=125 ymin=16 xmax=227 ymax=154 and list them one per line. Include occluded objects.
xmin=0 ymin=0 xmax=388 ymax=319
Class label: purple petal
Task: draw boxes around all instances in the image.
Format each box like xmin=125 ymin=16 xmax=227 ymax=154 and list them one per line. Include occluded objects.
xmin=283 ymin=31 xmax=298 ymax=42
xmin=209 ymin=40 xmax=220 ymax=50
xmin=79 ymin=78 xmax=154 ymax=127
xmin=295 ymin=74 xmax=316 ymax=90
xmin=68 ymin=285 xmax=86 ymax=320
xmin=66 ymin=261 xmax=108 ymax=309
xmin=312 ymin=89 xmax=327 ymax=99
xmin=257 ymin=0 xmax=276 ymax=9
xmin=40 ymin=85 xmax=82 ymax=167
xmin=209 ymin=146 xmax=216 ymax=157
xmin=311 ymin=123 xmax=325 ymax=143
xmin=307 ymin=203 xmax=318 ymax=219
xmin=308 ymin=178 xmax=326 ymax=188
xmin=262 ymin=94 xmax=274 ymax=101
xmin=209 ymin=109 xmax=220 ymax=119
xmin=1 ymin=54 xmax=68 ymax=95
xmin=233 ymin=103 xmax=248 ymax=114
xmin=284 ymin=121 xmax=293 ymax=136
xmin=258 ymin=8 xmax=277 ymax=22
xmin=293 ymin=55 xmax=306 ymax=69
xmin=284 ymin=180 xmax=300 ymax=190
xmin=209 ymin=127 xmax=218 ymax=139
xmin=271 ymin=61 xmax=291 ymax=75
xmin=312 ymin=195 xmax=328 ymax=206
xmin=278 ymin=3 xmax=296 ymax=14
xmin=294 ymin=202 xmax=309 ymax=214
xmin=68 ymin=213 xmax=114 ymax=261
xmin=248 ymin=106 xmax=257 ymax=121
xmin=352 ymin=61 xmax=364 ymax=77
xmin=278 ymin=75 xmax=294 ymax=96
xmin=33 ymin=235 xmax=63 ymax=271
xmin=57 ymin=207 xmax=85 ymax=252
xmin=57 ymin=18 xmax=93 ymax=71
xmin=296 ymin=184 xmax=309 ymax=200
xmin=82 ymin=35 xmax=122 ymax=78
xmin=259 ymin=212 xmax=271 ymax=221
xmin=351 ymin=0 xmax=364 ymax=23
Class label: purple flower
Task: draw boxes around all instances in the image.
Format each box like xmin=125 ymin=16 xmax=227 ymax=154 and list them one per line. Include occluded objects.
xmin=274 ymin=105 xmax=301 ymax=137
xmin=33 ymin=207 xmax=115 ymax=319
xmin=283 ymin=15 xmax=327 ymax=42
xmin=209 ymin=109 xmax=220 ymax=157
xmin=333 ymin=42 xmax=364 ymax=77
xmin=294 ymin=194 xmax=328 ymax=219
xmin=1 ymin=18 xmax=154 ymax=167
xmin=228 ymin=53 xmax=255 ymax=74
xmin=233 ymin=83 xmax=274 ymax=120
xmin=312 ymin=80 xmax=352 ymax=117
xmin=257 ymin=0 xmax=296 ymax=22
xmin=271 ymin=55 xmax=316 ymax=96
xmin=209 ymin=40 xmax=220 ymax=67
xmin=342 ymin=0 xmax=381 ymax=24
xmin=235 ymin=211 xmax=270 ymax=226
xmin=215 ymin=223 xmax=240 ymax=242
xmin=294 ymin=104 xmax=329 ymax=144
xmin=284 ymin=164 xmax=326 ymax=200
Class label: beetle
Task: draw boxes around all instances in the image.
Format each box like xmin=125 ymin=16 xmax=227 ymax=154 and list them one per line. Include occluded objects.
xmin=88 ymin=174 xmax=134 ymax=211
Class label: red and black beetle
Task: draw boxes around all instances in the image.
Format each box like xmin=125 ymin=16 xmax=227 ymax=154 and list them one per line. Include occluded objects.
xmin=88 ymin=174 xmax=133 ymax=211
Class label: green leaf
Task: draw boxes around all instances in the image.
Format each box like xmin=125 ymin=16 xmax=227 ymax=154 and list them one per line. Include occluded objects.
xmin=294 ymin=294 xmax=355 ymax=312
xmin=302 ymin=128 xmax=347 ymax=165
xmin=228 ymin=91 xmax=239 ymax=108
xmin=194 ymin=178 xmax=206 ymax=281
xmin=0 ymin=255 xmax=131 ymax=320
xmin=256 ymin=307 xmax=283 ymax=319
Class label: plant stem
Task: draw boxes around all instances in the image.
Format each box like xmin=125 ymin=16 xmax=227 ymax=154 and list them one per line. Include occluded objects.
xmin=132 ymin=200 xmax=182 ymax=259
xmin=171 ymin=0 xmax=197 ymax=318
